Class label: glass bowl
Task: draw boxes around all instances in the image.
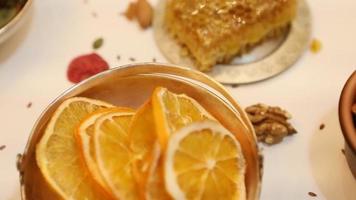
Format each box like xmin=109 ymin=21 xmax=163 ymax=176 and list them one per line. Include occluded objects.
xmin=17 ymin=63 xmax=262 ymax=199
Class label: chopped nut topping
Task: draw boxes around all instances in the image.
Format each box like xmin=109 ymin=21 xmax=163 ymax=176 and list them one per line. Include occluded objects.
xmin=245 ymin=103 xmax=297 ymax=145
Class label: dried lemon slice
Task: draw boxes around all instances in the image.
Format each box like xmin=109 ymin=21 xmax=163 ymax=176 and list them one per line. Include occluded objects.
xmin=165 ymin=120 xmax=246 ymax=200
xmin=76 ymin=107 xmax=135 ymax=196
xmin=152 ymin=87 xmax=213 ymax=148
xmin=145 ymin=148 xmax=172 ymax=200
xmin=128 ymin=101 xmax=158 ymax=194
xmin=127 ymin=100 xmax=172 ymax=199
xmin=93 ymin=110 xmax=140 ymax=200
xmin=36 ymin=97 xmax=114 ymax=200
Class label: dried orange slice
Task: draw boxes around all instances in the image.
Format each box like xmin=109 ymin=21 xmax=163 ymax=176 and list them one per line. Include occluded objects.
xmin=152 ymin=87 xmax=213 ymax=148
xmin=93 ymin=110 xmax=140 ymax=200
xmin=76 ymin=107 xmax=135 ymax=196
xmin=128 ymin=101 xmax=161 ymax=197
xmin=128 ymin=99 xmax=173 ymax=199
xmin=36 ymin=97 xmax=114 ymax=200
xmin=145 ymin=148 xmax=172 ymax=200
xmin=165 ymin=120 xmax=246 ymax=200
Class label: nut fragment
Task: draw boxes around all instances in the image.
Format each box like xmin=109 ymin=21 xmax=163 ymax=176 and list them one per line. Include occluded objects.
xmin=124 ymin=2 xmax=137 ymax=20
xmin=123 ymin=0 xmax=153 ymax=29
xmin=245 ymin=103 xmax=297 ymax=145
xmin=136 ymin=0 xmax=153 ymax=29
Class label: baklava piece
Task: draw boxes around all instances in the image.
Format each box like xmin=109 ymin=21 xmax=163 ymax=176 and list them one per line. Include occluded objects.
xmin=165 ymin=0 xmax=297 ymax=71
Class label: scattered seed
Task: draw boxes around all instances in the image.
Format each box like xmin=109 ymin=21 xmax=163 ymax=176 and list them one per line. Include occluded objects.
xmin=341 ymin=149 xmax=345 ymax=155
xmin=92 ymin=38 xmax=104 ymax=50
xmin=0 ymin=145 xmax=6 ymax=151
xmin=129 ymin=57 xmax=136 ymax=62
xmin=117 ymin=55 xmax=121 ymax=61
xmin=308 ymin=192 xmax=317 ymax=197
xmin=26 ymin=102 xmax=32 ymax=108
xmin=231 ymin=84 xmax=239 ymax=88
xmin=152 ymin=57 xmax=156 ymax=62
xmin=319 ymin=123 xmax=325 ymax=130
xmin=310 ymin=38 xmax=322 ymax=54
xmin=91 ymin=12 xmax=97 ymax=18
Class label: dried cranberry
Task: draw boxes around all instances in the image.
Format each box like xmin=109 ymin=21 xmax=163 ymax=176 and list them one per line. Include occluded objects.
xmin=67 ymin=53 xmax=109 ymax=83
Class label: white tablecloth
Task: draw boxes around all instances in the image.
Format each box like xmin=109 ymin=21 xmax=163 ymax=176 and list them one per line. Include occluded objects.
xmin=0 ymin=0 xmax=355 ymax=199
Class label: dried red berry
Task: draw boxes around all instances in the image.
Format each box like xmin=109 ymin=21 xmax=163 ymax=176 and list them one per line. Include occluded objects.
xmin=67 ymin=53 xmax=109 ymax=83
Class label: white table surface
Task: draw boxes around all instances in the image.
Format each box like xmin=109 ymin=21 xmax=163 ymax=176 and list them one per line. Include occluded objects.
xmin=0 ymin=0 xmax=355 ymax=199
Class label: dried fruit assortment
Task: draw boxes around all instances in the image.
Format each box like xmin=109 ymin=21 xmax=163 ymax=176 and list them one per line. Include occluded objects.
xmin=36 ymin=87 xmax=247 ymax=200
xmin=245 ymin=103 xmax=297 ymax=145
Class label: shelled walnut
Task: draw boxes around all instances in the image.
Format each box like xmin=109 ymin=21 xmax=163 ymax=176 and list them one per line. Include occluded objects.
xmin=245 ymin=103 xmax=297 ymax=145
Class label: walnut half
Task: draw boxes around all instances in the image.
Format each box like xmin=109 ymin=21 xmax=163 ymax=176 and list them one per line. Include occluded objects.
xmin=245 ymin=103 xmax=297 ymax=145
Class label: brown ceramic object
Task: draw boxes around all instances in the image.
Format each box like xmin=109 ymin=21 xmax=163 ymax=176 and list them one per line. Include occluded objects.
xmin=339 ymin=70 xmax=356 ymax=178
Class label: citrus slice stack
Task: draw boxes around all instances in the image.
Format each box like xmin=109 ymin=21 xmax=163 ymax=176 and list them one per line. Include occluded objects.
xmin=93 ymin=110 xmax=139 ymax=200
xmin=145 ymin=87 xmax=216 ymax=199
xmin=36 ymin=97 xmax=114 ymax=200
xmin=76 ymin=107 xmax=135 ymax=196
xmin=165 ymin=121 xmax=246 ymax=200
xmin=35 ymin=87 xmax=247 ymax=200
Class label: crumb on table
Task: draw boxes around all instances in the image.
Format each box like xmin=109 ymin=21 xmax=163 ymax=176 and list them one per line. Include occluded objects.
xmin=310 ymin=38 xmax=322 ymax=53
xmin=308 ymin=192 xmax=317 ymax=197
xmin=319 ymin=123 xmax=325 ymax=130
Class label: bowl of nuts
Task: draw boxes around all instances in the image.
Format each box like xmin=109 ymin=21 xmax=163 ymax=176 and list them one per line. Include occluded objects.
xmin=339 ymin=71 xmax=356 ymax=178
